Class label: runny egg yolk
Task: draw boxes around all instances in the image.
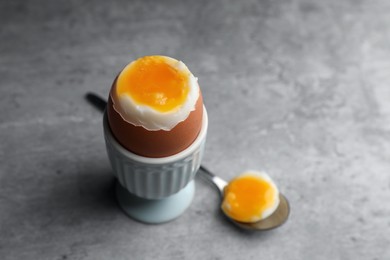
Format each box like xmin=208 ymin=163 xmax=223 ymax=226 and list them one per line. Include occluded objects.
xmin=116 ymin=56 xmax=190 ymax=113
xmin=222 ymin=173 xmax=279 ymax=223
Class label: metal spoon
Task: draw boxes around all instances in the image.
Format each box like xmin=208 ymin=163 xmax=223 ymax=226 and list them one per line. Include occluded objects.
xmin=199 ymin=166 xmax=290 ymax=231
xmin=85 ymin=92 xmax=107 ymax=113
xmin=85 ymin=92 xmax=290 ymax=230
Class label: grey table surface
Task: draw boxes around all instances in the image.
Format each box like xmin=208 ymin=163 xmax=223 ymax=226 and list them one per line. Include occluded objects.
xmin=1 ymin=0 xmax=390 ymax=259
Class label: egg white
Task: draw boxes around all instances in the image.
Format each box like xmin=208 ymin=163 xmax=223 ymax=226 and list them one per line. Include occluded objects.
xmin=111 ymin=58 xmax=200 ymax=131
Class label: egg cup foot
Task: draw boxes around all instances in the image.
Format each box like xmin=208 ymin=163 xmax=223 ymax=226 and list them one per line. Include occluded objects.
xmin=115 ymin=179 xmax=195 ymax=224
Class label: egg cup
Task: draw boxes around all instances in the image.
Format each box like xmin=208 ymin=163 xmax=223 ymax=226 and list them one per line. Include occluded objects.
xmin=103 ymin=107 xmax=208 ymax=223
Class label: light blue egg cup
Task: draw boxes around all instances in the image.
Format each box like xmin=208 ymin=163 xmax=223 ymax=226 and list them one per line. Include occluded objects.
xmin=103 ymin=107 xmax=208 ymax=224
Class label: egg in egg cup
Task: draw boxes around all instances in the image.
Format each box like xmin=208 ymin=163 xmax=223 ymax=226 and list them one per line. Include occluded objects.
xmin=103 ymin=56 xmax=208 ymax=223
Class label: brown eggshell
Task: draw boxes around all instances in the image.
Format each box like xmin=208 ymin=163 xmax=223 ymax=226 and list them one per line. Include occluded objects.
xmin=107 ymin=86 xmax=204 ymax=158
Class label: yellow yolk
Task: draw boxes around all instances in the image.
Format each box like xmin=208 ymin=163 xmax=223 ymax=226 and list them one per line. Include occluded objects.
xmin=222 ymin=174 xmax=278 ymax=223
xmin=116 ymin=56 xmax=190 ymax=113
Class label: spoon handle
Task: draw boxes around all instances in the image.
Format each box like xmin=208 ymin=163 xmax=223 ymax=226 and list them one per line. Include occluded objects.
xmin=85 ymin=92 xmax=107 ymax=112
xmin=199 ymin=166 xmax=227 ymax=196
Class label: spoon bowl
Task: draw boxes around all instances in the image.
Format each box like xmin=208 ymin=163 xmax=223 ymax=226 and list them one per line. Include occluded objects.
xmin=199 ymin=166 xmax=290 ymax=231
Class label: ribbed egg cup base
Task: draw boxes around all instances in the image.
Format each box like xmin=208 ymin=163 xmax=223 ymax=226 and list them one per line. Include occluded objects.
xmin=116 ymin=180 xmax=195 ymax=224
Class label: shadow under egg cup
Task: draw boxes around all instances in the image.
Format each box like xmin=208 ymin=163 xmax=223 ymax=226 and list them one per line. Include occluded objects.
xmin=103 ymin=107 xmax=208 ymax=224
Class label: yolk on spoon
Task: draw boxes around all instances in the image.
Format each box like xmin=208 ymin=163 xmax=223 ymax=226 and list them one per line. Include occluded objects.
xmin=116 ymin=56 xmax=190 ymax=113
xmin=221 ymin=172 xmax=279 ymax=223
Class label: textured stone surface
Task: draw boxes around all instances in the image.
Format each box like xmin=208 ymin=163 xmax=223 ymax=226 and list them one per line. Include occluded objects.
xmin=1 ymin=0 xmax=390 ymax=259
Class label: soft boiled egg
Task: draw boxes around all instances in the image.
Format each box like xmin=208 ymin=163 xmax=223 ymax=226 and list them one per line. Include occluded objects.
xmin=221 ymin=171 xmax=280 ymax=223
xmin=107 ymin=55 xmax=203 ymax=158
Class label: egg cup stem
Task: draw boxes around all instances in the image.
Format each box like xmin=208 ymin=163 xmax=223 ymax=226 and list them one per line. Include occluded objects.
xmin=115 ymin=180 xmax=195 ymax=224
